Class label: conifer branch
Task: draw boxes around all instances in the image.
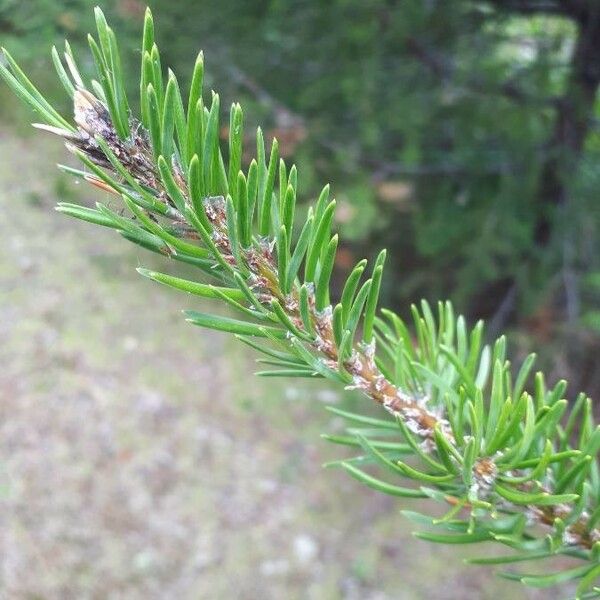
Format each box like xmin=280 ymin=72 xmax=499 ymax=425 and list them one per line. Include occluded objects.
xmin=2 ymin=7 xmax=600 ymax=596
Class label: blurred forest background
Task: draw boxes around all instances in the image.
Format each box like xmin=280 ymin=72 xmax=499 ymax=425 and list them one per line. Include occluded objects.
xmin=2 ymin=0 xmax=600 ymax=392
xmin=0 ymin=0 xmax=599 ymax=598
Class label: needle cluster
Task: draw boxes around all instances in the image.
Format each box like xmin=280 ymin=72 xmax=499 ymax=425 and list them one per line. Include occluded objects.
xmin=2 ymin=7 xmax=600 ymax=596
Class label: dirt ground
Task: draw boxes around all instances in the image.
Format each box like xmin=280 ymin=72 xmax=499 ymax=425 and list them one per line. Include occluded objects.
xmin=0 ymin=130 xmax=570 ymax=599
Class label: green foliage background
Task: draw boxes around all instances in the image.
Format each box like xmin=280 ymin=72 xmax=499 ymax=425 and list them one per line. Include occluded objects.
xmin=1 ymin=0 xmax=598 ymax=387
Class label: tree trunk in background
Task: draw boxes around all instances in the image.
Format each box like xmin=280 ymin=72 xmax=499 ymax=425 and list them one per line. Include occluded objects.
xmin=535 ymin=5 xmax=600 ymax=245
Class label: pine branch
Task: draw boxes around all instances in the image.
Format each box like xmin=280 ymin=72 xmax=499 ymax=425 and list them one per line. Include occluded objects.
xmin=2 ymin=7 xmax=600 ymax=596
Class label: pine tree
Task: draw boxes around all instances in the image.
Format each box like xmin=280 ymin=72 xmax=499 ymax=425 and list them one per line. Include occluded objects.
xmin=2 ymin=7 xmax=600 ymax=596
